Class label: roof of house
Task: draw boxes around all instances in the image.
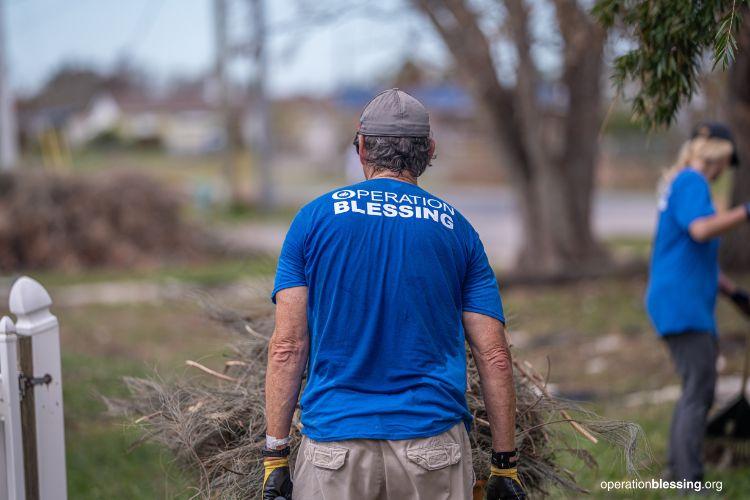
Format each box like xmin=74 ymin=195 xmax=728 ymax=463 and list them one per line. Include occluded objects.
xmin=114 ymin=81 xmax=215 ymax=114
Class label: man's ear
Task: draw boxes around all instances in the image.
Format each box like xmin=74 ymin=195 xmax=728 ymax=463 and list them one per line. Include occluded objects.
xmin=428 ymin=138 xmax=436 ymax=160
xmin=359 ymin=135 xmax=373 ymax=179
xmin=358 ymin=134 xmax=367 ymax=164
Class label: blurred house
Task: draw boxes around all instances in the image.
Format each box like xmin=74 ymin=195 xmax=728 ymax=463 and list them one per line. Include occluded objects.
xmin=18 ymin=69 xmax=225 ymax=155
xmin=272 ymin=96 xmax=348 ymax=174
xmin=115 ymin=82 xmax=224 ymax=155
xmin=16 ymin=68 xmax=112 ymax=159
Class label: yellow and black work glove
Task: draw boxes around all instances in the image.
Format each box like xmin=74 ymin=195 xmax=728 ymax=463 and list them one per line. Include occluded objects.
xmin=485 ymin=449 xmax=526 ymax=500
xmin=262 ymin=447 xmax=293 ymax=500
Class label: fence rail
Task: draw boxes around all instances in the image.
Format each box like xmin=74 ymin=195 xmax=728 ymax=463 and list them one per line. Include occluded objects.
xmin=1 ymin=277 xmax=67 ymax=500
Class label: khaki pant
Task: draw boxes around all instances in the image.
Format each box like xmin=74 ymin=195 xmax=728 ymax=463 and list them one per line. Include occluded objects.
xmin=293 ymin=422 xmax=474 ymax=500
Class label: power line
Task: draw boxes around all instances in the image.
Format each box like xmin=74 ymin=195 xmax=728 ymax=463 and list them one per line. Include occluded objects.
xmin=213 ymin=0 xmax=273 ymax=208
xmin=121 ymin=0 xmax=167 ymax=54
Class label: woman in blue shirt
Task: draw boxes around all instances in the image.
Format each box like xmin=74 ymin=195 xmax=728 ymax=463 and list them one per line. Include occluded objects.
xmin=646 ymin=123 xmax=750 ymax=484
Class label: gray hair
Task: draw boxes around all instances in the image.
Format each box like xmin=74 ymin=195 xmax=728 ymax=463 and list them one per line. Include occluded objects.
xmin=359 ymin=135 xmax=433 ymax=178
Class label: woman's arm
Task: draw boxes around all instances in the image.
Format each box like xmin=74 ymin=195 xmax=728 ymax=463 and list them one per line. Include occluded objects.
xmin=719 ymin=272 xmax=738 ymax=295
xmin=689 ymin=204 xmax=749 ymax=242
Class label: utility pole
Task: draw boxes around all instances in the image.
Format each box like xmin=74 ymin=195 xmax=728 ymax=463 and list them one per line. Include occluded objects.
xmin=213 ymin=0 xmax=241 ymax=205
xmin=247 ymin=0 xmax=273 ymax=208
xmin=0 ymin=0 xmax=18 ymax=171
xmin=212 ymin=0 xmax=273 ymax=208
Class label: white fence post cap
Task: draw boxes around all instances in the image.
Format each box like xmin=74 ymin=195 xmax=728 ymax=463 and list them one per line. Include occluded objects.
xmin=0 ymin=315 xmax=15 ymax=334
xmin=9 ymin=276 xmax=52 ymax=315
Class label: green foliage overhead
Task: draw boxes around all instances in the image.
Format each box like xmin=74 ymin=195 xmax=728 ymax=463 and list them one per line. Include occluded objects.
xmin=593 ymin=0 xmax=750 ymax=129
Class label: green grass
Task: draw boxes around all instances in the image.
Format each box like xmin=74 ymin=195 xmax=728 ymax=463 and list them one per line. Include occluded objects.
xmin=67 ymin=425 xmax=194 ymax=499
xmin=547 ymin=403 xmax=750 ymax=498
xmin=13 ymin=256 xmax=276 ymax=288
xmin=63 ymin=352 xmax=194 ymax=499
xmin=503 ymin=277 xmax=652 ymax=339
xmin=55 ymin=299 xmax=233 ymax=499
xmin=203 ymin=202 xmax=298 ymax=226
xmin=606 ymin=236 xmax=652 ymax=261
xmin=500 ymin=276 xmax=750 ymax=498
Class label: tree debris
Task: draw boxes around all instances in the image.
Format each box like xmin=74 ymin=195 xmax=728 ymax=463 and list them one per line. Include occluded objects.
xmin=105 ymin=296 xmax=645 ymax=499
xmin=0 ymin=170 xmax=212 ymax=271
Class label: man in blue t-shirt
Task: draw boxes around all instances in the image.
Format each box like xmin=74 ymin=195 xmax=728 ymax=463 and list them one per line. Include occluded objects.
xmin=261 ymin=89 xmax=525 ymax=500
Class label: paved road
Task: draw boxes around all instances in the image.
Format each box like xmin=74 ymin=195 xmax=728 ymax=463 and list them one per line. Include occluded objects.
xmin=221 ymin=184 xmax=657 ymax=267
xmin=435 ymin=185 xmax=656 ymax=265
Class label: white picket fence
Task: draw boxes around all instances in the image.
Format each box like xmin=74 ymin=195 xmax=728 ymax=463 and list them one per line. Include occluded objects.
xmin=0 ymin=277 xmax=67 ymax=500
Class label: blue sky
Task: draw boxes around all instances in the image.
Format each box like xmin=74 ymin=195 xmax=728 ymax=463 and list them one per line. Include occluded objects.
xmin=6 ymin=0 xmax=447 ymax=96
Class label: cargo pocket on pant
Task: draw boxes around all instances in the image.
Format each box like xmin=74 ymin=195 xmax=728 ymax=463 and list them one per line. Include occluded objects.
xmin=305 ymin=441 xmax=350 ymax=490
xmin=305 ymin=443 xmax=349 ymax=470
xmin=405 ymin=442 xmax=462 ymax=498
xmin=406 ymin=443 xmax=461 ymax=470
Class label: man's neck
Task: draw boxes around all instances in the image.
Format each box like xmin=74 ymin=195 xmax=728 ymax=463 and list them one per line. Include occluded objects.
xmin=368 ymin=171 xmax=418 ymax=185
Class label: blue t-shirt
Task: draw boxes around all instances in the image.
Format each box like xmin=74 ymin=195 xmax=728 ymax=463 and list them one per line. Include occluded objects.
xmin=272 ymin=178 xmax=504 ymax=441
xmin=645 ymin=169 xmax=719 ymax=336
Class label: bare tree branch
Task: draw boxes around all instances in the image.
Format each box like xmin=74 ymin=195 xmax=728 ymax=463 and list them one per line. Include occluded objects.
xmin=553 ymin=0 xmax=605 ymax=168
xmin=504 ymin=0 xmax=547 ymax=171
xmin=413 ymin=0 xmax=609 ymax=270
xmin=413 ymin=0 xmax=530 ymax=177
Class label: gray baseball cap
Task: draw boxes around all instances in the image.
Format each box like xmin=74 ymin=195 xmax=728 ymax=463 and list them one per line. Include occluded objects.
xmin=358 ymin=88 xmax=430 ymax=137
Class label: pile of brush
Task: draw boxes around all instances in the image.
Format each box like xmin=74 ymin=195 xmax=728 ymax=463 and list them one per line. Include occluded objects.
xmin=106 ymin=293 xmax=644 ymax=499
xmin=0 ymin=170 xmax=210 ymax=272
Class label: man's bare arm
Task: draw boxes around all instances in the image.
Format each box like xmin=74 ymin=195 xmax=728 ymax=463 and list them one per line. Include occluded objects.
xmin=265 ymin=286 xmax=309 ymax=440
xmin=463 ymin=311 xmax=516 ymax=451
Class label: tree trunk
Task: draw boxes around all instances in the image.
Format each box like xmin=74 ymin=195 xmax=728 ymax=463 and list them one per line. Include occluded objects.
xmin=516 ymin=9 xmax=608 ymax=274
xmin=493 ymin=1 xmax=607 ymax=274
xmin=721 ymin=9 xmax=750 ymax=271
xmin=415 ymin=0 xmax=608 ymax=275
xmin=514 ymin=148 xmax=607 ymax=273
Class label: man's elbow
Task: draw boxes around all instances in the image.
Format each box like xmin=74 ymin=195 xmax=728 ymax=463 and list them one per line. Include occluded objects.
xmin=268 ymin=335 xmax=307 ymax=364
xmin=477 ymin=342 xmax=513 ymax=373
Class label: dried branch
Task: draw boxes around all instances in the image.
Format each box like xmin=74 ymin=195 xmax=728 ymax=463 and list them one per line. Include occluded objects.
xmin=186 ymin=360 xmax=240 ymax=383
xmin=107 ymin=295 xmax=646 ymax=499
xmin=514 ymin=359 xmax=598 ymax=444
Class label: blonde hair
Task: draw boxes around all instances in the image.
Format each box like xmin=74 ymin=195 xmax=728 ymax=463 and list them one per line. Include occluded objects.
xmin=659 ymin=136 xmax=734 ymax=192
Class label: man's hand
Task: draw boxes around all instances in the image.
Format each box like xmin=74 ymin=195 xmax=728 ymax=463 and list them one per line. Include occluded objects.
xmin=485 ymin=450 xmax=526 ymax=500
xmin=262 ymin=448 xmax=293 ymax=500
xmin=263 ymin=287 xmax=307 ymax=499
xmin=730 ymin=288 xmax=750 ymax=317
